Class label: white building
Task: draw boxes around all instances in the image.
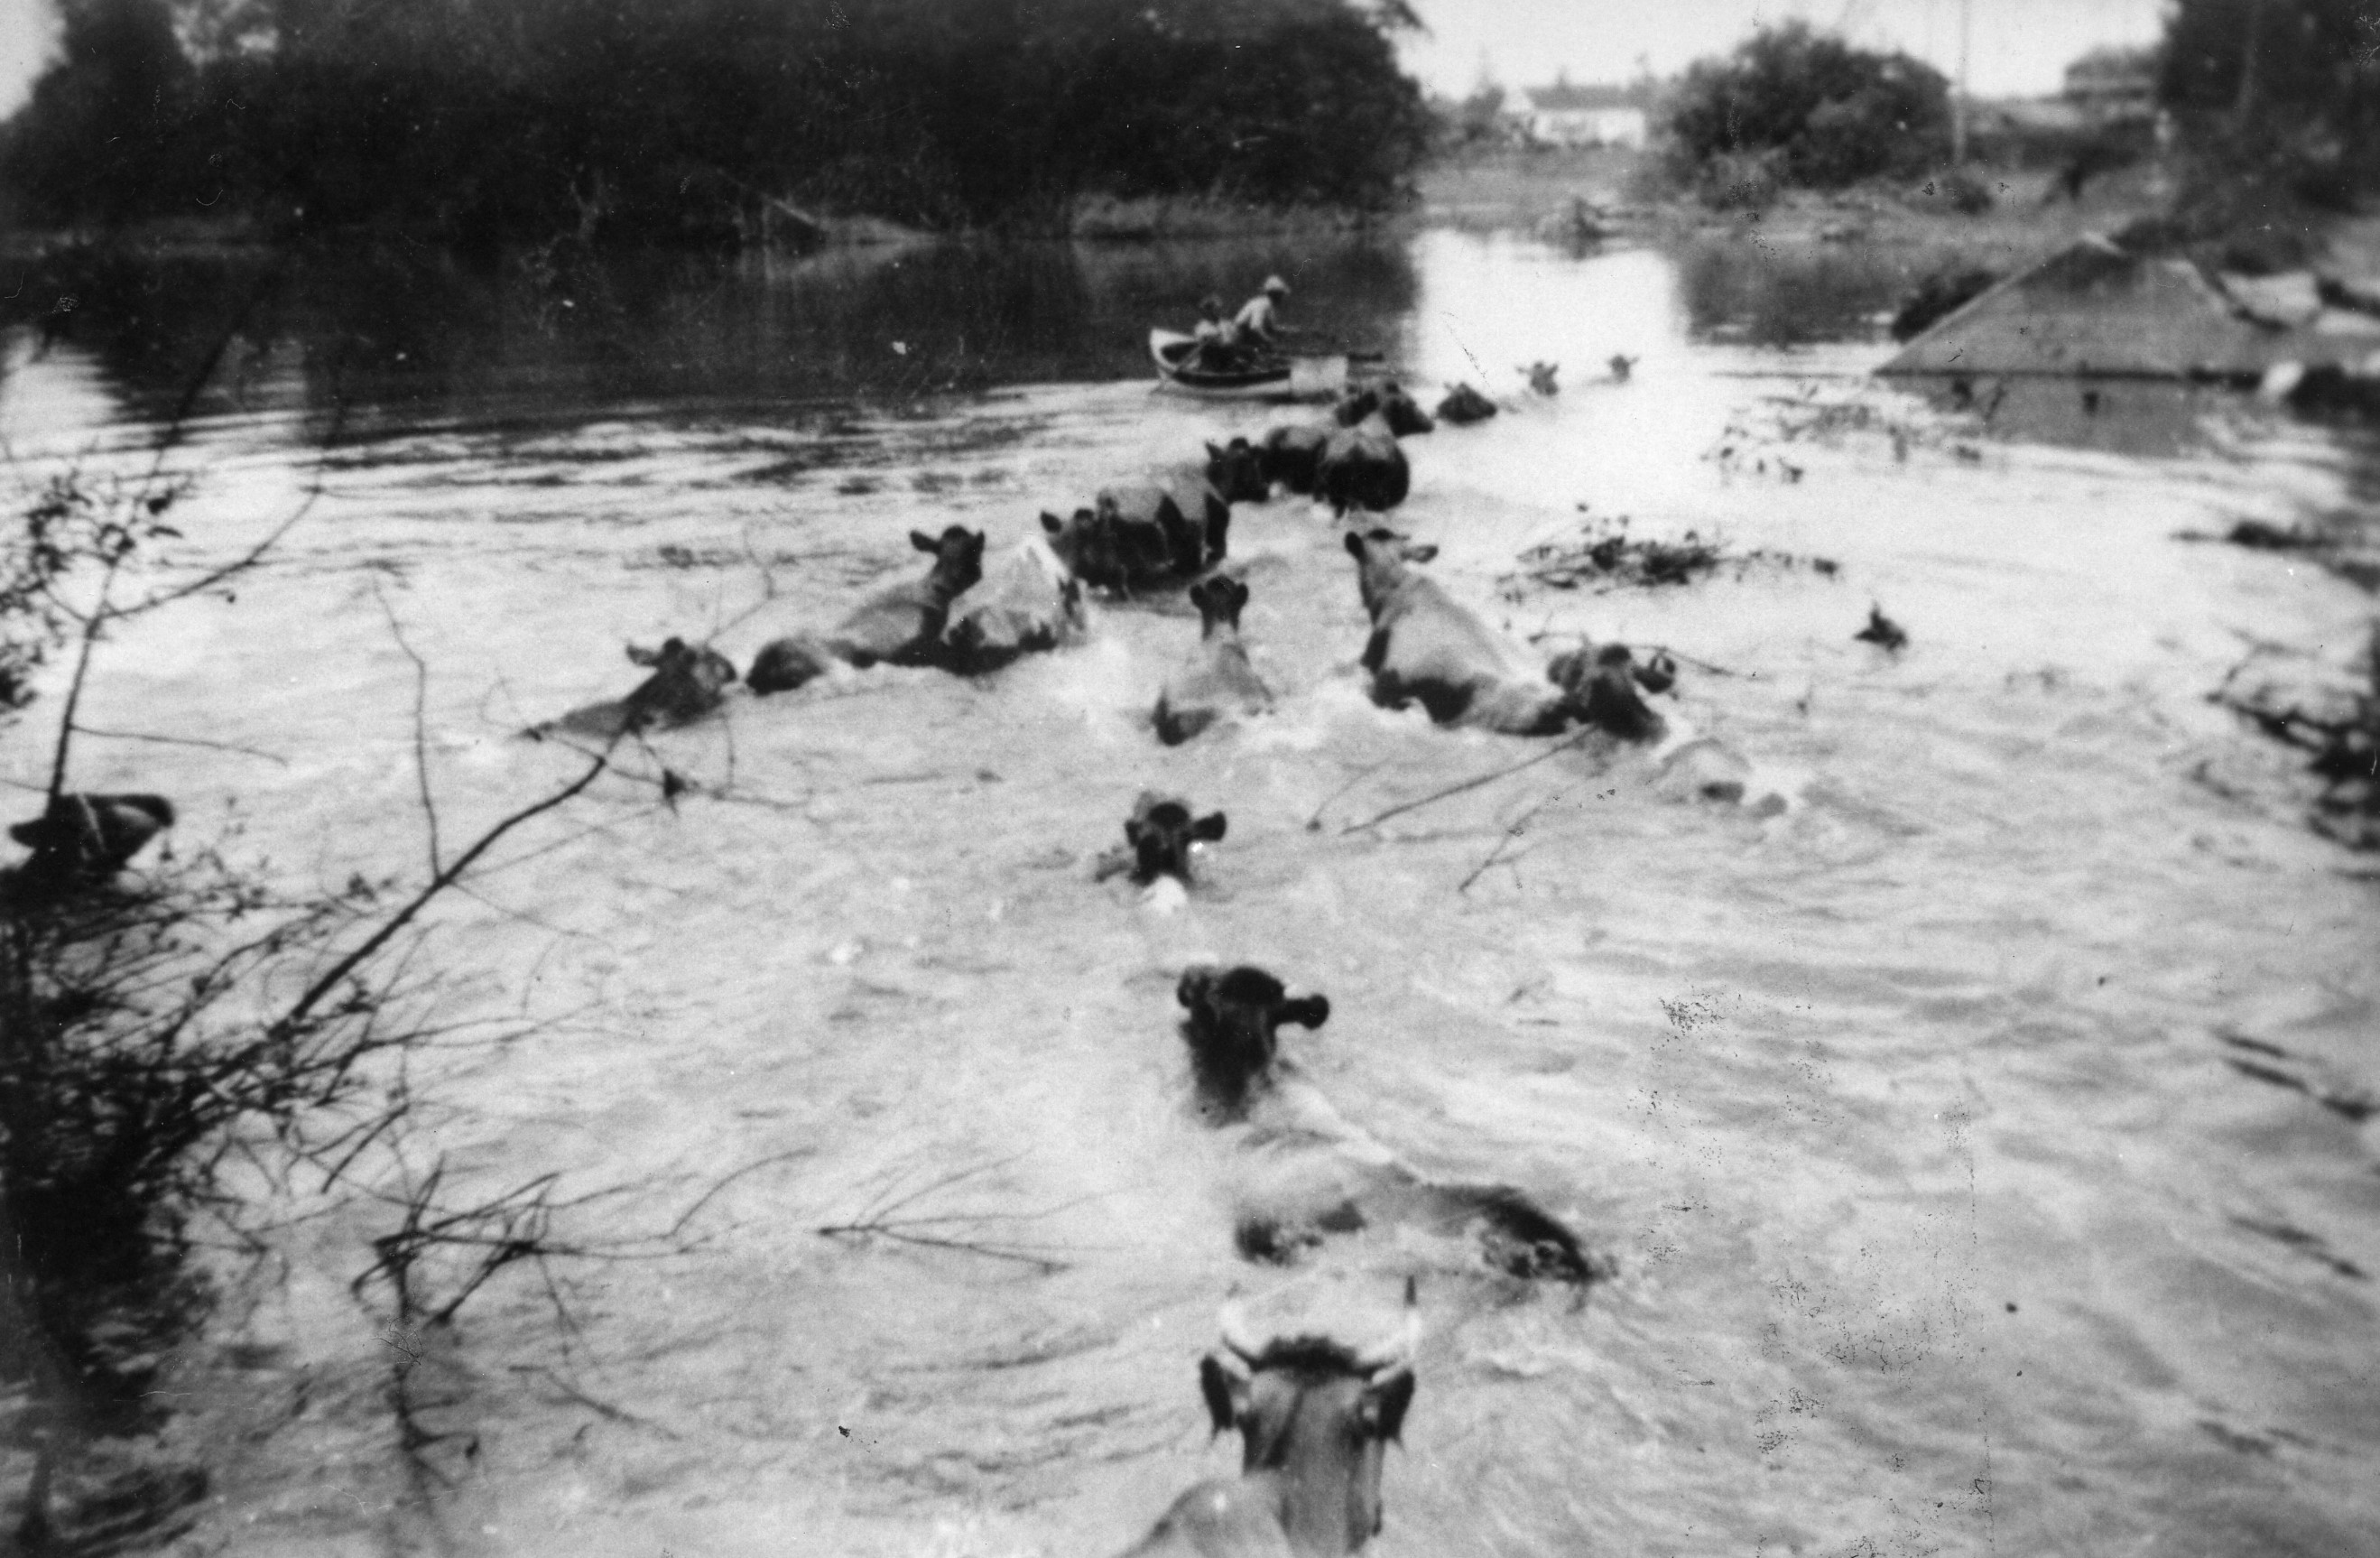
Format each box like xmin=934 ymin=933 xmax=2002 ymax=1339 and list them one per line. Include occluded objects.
xmin=1519 ymin=82 xmax=1650 ymax=150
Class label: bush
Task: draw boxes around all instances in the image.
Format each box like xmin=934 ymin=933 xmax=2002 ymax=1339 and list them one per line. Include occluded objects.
xmin=1934 ymin=168 xmax=1996 ymax=214
xmin=1663 ymin=22 xmax=1952 ymax=191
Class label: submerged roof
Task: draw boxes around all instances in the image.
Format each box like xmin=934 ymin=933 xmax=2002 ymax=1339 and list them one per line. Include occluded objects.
xmin=1879 ymin=236 xmax=2366 ymax=380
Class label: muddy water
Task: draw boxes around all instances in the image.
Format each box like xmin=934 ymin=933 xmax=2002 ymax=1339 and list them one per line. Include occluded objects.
xmin=3 ymin=230 xmax=2376 ymax=1558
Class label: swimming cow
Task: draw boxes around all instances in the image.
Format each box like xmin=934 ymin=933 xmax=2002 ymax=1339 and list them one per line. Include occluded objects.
xmin=1204 ymin=439 xmax=1272 ymax=505
xmin=747 ymin=526 xmax=986 ymax=694
xmin=1155 ymin=575 xmax=1272 ymax=745
xmin=1258 ymin=423 xmax=1334 ymax=496
xmin=1344 ymin=528 xmax=1662 ymax=739
xmin=1115 ymin=1294 xmax=1419 ymax=1558
xmin=1095 ymin=793 xmax=1228 ymax=887
xmin=1042 ymin=469 xmax=1229 ymax=593
xmin=942 ymin=536 xmax=1086 ymax=674
xmin=528 ymin=636 xmax=739 ymax=742
xmin=8 ymin=793 xmax=174 ymax=885
xmin=1178 ymin=963 xmax=1332 ymax=1117
xmin=1314 ymin=416 xmax=1410 ymax=517
xmin=1433 ymin=384 xmax=1497 ymax=426
xmin=1333 ymin=381 xmax=1433 ymax=438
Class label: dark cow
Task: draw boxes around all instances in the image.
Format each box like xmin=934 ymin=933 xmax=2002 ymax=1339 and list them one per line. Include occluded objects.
xmin=529 ymin=636 xmax=739 ymax=742
xmin=748 ymin=526 xmax=986 ymax=694
xmin=1607 ymin=354 xmax=1638 ymax=384
xmin=1116 ymin=1294 xmax=1419 ymax=1558
xmin=1177 ymin=963 xmax=1331 ymax=1117
xmin=1096 ymin=792 xmax=1228 ymax=887
xmin=1042 ymin=470 xmax=1229 ymax=593
xmin=1155 ymin=576 xmax=1272 ymax=745
xmin=1854 ymin=603 xmax=1909 ymax=653
xmin=1433 ymin=384 xmax=1498 ymax=425
xmin=1333 ymin=381 xmax=1433 ymax=438
xmin=943 ymin=537 xmax=1086 ymax=674
xmin=1521 ymin=361 xmax=1560 ymax=396
xmin=1314 ymin=416 xmax=1410 ymax=517
xmin=9 ymin=793 xmax=174 ymax=884
xmin=1259 ymin=423 xmax=1334 ymax=496
xmin=1344 ymin=529 xmax=1662 ymax=739
xmin=1205 ymin=439 xmax=1271 ymax=505
xmin=1544 ymin=643 xmax=1669 ymax=743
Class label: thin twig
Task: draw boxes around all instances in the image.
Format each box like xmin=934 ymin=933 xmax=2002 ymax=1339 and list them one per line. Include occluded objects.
xmin=65 ymin=725 xmax=290 ymax=765
xmin=1457 ymin=793 xmax=1559 ymax=895
xmin=1304 ymin=758 xmax=1393 ymax=831
xmin=372 ymin=577 xmax=442 ymax=875
xmin=1340 ymin=728 xmax=1596 ymax=835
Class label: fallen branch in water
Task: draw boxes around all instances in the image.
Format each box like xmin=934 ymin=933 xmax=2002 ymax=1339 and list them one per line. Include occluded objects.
xmin=817 ymin=1153 xmax=1088 ymax=1274
xmin=1456 ymin=793 xmax=1560 ymax=895
xmin=1341 ymin=728 xmax=1596 ymax=836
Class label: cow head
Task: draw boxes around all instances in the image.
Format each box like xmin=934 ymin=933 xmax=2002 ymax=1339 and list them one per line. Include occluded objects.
xmin=912 ymin=525 xmax=987 ymax=604
xmin=1124 ymin=793 xmax=1226 ymax=886
xmin=1205 ymin=438 xmax=1270 ymax=505
xmin=1188 ymin=574 xmax=1250 ymax=638
xmin=1607 ymin=354 xmax=1637 ymax=384
xmin=622 ymin=636 xmax=739 ymax=728
xmin=1332 ymin=385 xmax=1380 ymax=428
xmin=1548 ymin=642 xmax=1665 ymax=743
xmin=1522 ymin=361 xmax=1560 ymax=396
xmin=1199 ymin=1285 xmax=1421 ymax=1554
xmin=1341 ymin=528 xmax=1437 ymax=618
xmin=1176 ymin=963 xmax=1329 ymax=1113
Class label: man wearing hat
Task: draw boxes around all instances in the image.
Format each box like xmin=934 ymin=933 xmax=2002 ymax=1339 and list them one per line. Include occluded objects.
xmin=1232 ymin=275 xmax=1290 ymax=353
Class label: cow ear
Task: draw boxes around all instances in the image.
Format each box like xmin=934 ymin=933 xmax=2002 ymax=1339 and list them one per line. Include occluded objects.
xmin=1041 ymin=512 xmax=1062 ymax=534
xmin=1199 ymin=1355 xmax=1249 ymax=1438
xmin=1408 ymin=543 xmax=1440 ymax=564
xmin=1124 ymin=817 xmax=1146 ymax=847
xmin=625 ymin=642 xmax=661 ymax=666
xmin=1223 ymin=579 xmax=1249 ymax=613
xmin=1177 ymin=965 xmax=1215 ymax=1010
xmin=1187 ymin=578 xmax=1211 ymax=610
xmin=912 ymin=530 xmax=940 ymax=553
xmin=969 ymin=529 xmax=986 ymax=550
xmin=1280 ymin=994 xmax=1329 ymax=1030
xmin=1343 ymin=531 xmax=1366 ymax=558
xmin=1362 ymin=1368 xmax=1415 ymax=1444
xmin=1206 ymin=441 xmax=1222 ymax=459
xmin=1193 ymin=811 xmax=1227 ymax=842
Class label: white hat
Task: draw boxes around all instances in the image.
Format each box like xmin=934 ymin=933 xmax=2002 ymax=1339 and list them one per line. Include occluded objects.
xmin=1263 ymin=275 xmax=1290 ymax=295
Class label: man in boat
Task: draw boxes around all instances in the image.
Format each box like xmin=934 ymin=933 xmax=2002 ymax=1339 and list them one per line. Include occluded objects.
xmin=1231 ymin=275 xmax=1289 ymax=357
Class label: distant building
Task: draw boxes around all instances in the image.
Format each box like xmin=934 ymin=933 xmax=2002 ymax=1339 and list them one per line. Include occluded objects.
xmin=2062 ymin=46 xmax=2156 ymax=119
xmin=1518 ymin=80 xmax=1651 ymax=150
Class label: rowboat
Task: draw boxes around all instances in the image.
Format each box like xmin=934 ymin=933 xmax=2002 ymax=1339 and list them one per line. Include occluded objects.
xmin=1149 ymin=329 xmax=1351 ymax=401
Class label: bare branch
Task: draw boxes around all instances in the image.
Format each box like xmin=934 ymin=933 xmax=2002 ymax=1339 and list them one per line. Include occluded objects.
xmin=372 ymin=578 xmax=442 ymax=876
xmin=1340 ymin=728 xmax=1597 ymax=835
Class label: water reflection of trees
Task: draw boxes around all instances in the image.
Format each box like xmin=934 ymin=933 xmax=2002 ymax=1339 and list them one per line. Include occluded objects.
xmin=11 ymin=236 xmax=1419 ymax=427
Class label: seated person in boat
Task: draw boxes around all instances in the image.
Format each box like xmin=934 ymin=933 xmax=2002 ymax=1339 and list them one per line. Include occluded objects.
xmin=1192 ymin=294 xmax=1238 ymax=371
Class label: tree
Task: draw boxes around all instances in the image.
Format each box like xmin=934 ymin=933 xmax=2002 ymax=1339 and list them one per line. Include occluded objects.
xmin=2158 ymin=0 xmax=2380 ymax=193
xmin=0 ymin=0 xmax=195 ymax=229
xmin=1662 ymin=22 xmax=1953 ymax=190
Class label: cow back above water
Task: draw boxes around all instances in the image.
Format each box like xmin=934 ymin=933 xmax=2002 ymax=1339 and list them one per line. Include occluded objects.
xmin=1259 ymin=423 xmax=1334 ymax=496
xmin=1433 ymin=384 xmax=1498 ymax=425
xmin=1155 ymin=575 xmax=1273 ymax=745
xmin=1042 ymin=472 xmax=1228 ymax=593
xmin=942 ymin=537 xmax=1085 ymax=674
xmin=748 ymin=526 xmax=986 ymax=694
xmin=8 ymin=793 xmax=174 ymax=889
xmin=1314 ymin=416 xmax=1409 ymax=517
xmin=1116 ymin=1294 xmax=1419 ymax=1558
xmin=1333 ymin=382 xmax=1433 ymax=437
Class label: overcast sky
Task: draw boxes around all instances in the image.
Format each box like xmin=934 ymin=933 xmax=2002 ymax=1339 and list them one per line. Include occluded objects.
xmin=0 ymin=0 xmax=2165 ymax=117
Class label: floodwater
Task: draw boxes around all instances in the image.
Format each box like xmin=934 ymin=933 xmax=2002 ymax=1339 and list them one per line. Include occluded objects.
xmin=3 ymin=229 xmax=2376 ymax=1558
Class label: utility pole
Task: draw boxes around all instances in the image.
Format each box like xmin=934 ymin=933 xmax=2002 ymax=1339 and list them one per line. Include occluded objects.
xmin=1951 ymin=0 xmax=1973 ymax=164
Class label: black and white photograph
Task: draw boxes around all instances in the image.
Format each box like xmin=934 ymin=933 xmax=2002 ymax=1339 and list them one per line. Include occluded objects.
xmin=1 ymin=0 xmax=2375 ymax=1552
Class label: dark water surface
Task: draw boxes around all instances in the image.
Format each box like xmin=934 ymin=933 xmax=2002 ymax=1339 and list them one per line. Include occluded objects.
xmin=2 ymin=230 xmax=2375 ymax=1558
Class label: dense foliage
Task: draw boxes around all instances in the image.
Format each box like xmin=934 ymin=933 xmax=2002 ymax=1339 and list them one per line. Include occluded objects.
xmin=1661 ymin=22 xmax=1952 ymax=194
xmin=0 ymin=0 xmax=1431 ymax=246
xmin=2157 ymin=0 xmax=2380 ymax=204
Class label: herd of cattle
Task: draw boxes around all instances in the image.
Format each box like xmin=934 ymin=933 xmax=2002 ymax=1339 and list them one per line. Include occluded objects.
xmin=7 ymin=368 xmax=1678 ymax=1558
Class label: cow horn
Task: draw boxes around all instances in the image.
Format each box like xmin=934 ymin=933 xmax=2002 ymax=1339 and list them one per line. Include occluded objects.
xmin=1355 ymin=1278 xmax=1422 ymax=1372
xmin=1217 ymin=1299 xmax=1265 ymax=1363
